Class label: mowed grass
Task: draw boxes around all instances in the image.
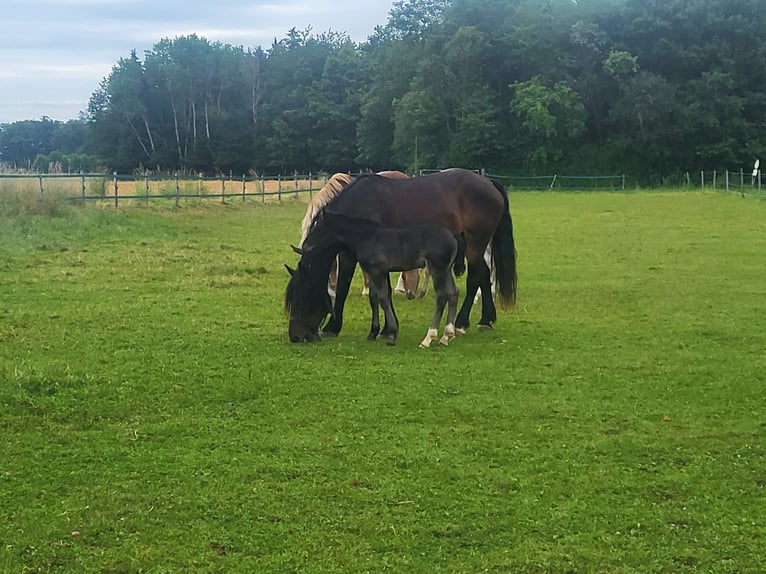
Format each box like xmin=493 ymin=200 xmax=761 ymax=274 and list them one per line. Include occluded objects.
xmin=1 ymin=190 xmax=764 ymax=573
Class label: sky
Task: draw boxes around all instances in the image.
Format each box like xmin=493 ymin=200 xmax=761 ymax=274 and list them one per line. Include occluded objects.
xmin=0 ymin=0 xmax=395 ymax=124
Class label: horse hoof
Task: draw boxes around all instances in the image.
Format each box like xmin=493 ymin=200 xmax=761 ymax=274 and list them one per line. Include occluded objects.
xmin=439 ymin=336 xmax=451 ymax=346
xmin=455 ymin=328 xmax=466 ymax=336
xmin=406 ymin=292 xmax=415 ymax=300
xmin=320 ymin=331 xmax=338 ymax=338
xmin=478 ymin=323 xmax=493 ymax=331
xmin=387 ymin=340 xmax=397 ymax=346
xmin=367 ymin=334 xmax=378 ymax=341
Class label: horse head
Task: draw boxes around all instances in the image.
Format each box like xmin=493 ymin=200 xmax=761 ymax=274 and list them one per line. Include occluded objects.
xmin=284 ymin=255 xmax=334 ymax=343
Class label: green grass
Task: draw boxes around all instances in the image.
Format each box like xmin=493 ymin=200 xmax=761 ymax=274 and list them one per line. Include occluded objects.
xmin=1 ymin=190 xmax=765 ymax=573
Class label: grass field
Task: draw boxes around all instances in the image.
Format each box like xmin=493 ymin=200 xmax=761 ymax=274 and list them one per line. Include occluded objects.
xmin=1 ymin=190 xmax=765 ymax=573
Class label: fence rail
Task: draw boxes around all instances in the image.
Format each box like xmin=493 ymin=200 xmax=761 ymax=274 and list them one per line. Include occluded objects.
xmin=0 ymin=172 xmax=328 ymax=206
xmin=1 ymin=169 xmax=763 ymax=206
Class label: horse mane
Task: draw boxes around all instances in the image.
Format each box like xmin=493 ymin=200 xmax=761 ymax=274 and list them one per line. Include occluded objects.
xmin=375 ymin=170 xmax=409 ymax=180
xmin=299 ymin=173 xmax=355 ymax=246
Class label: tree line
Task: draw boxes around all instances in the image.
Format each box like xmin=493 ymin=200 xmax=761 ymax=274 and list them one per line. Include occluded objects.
xmin=1 ymin=0 xmax=765 ymax=184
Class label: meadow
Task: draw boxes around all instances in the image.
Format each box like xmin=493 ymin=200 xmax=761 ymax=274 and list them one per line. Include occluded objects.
xmin=1 ymin=189 xmax=764 ymax=573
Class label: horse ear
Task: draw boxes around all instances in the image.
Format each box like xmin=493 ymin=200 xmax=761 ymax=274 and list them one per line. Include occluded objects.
xmin=291 ymin=244 xmax=303 ymax=255
xmin=284 ymin=264 xmax=296 ymax=277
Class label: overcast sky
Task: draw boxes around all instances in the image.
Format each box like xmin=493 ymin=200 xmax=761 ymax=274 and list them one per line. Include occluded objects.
xmin=0 ymin=0 xmax=395 ymax=124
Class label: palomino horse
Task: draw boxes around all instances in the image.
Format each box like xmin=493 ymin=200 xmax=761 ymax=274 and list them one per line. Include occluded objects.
xmin=298 ymin=210 xmax=459 ymax=347
xmin=298 ymin=171 xmax=421 ymax=298
xmin=285 ymin=168 xmax=517 ymax=343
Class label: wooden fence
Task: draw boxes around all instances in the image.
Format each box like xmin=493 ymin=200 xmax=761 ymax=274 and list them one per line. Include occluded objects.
xmin=1 ymin=169 xmax=763 ymax=205
xmin=0 ymin=172 xmax=328 ymax=206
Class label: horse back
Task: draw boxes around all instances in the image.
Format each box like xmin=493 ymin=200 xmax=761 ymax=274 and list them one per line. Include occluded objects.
xmin=328 ymin=169 xmax=503 ymax=233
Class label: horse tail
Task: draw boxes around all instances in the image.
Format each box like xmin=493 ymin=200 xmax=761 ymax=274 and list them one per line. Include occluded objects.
xmin=490 ymin=179 xmax=518 ymax=309
xmin=453 ymin=233 xmax=467 ymax=277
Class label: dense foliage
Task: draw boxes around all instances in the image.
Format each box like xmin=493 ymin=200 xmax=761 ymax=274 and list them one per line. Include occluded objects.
xmin=2 ymin=0 xmax=765 ymax=182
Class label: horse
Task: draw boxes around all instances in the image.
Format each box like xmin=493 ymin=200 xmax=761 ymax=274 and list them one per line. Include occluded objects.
xmin=299 ymin=171 xmax=421 ymax=298
xmin=285 ymin=168 xmax=517 ymax=343
xmin=298 ymin=210 xmax=459 ymax=346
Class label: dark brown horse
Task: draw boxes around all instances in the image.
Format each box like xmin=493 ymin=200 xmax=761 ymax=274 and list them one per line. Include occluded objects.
xmin=285 ymin=168 xmax=517 ymax=343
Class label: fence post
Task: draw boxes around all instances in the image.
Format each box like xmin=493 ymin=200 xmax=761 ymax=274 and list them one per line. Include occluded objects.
xmin=740 ymin=168 xmax=744 ymax=190
xmin=242 ymin=174 xmax=246 ymax=202
xmin=759 ymin=170 xmax=762 ymax=192
xmin=39 ymin=174 xmax=44 ymax=198
xmin=725 ymin=170 xmax=729 ymax=192
xmin=175 ymin=172 xmax=180 ymax=207
xmin=622 ymin=174 xmax=626 ymax=191
xmin=278 ymin=174 xmax=282 ymax=202
xmin=701 ymin=171 xmax=704 ymax=189
xmin=309 ymin=172 xmax=313 ymax=199
xmin=145 ymin=174 xmax=150 ymax=205
xmin=261 ymin=175 xmax=265 ymax=203
xmin=81 ymin=172 xmax=86 ymax=205
xmin=712 ymin=170 xmax=717 ymax=189
xmin=549 ymin=174 xmax=557 ymax=190
xmin=198 ymin=172 xmax=203 ymax=196
xmin=221 ymin=175 xmax=226 ymax=203
xmin=113 ymin=172 xmax=118 ymax=208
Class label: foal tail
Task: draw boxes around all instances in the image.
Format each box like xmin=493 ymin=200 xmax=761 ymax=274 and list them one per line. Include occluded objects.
xmin=490 ymin=179 xmax=518 ymax=309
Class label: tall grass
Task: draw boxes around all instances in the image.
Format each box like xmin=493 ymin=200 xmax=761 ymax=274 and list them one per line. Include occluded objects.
xmin=0 ymin=179 xmax=74 ymax=217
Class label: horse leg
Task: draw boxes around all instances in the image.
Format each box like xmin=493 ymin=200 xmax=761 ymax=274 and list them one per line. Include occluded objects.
xmin=322 ymin=251 xmax=356 ymax=337
xmin=367 ymin=280 xmax=381 ymax=341
xmin=362 ymin=269 xmax=370 ymax=296
xmin=381 ymin=274 xmax=399 ymax=337
xmin=394 ymin=272 xmax=406 ymax=294
xmin=402 ymin=269 xmax=419 ymax=299
xmin=439 ymin=272 xmax=459 ymax=346
xmin=473 ymin=246 xmax=492 ymax=304
xmin=379 ymin=276 xmax=398 ymax=345
xmin=328 ymin=255 xmax=338 ymax=302
xmin=420 ymin=268 xmax=449 ymax=348
xmin=479 ymin=245 xmax=497 ymax=327
xmin=455 ymin=240 xmax=494 ymax=331
xmin=416 ymin=266 xmax=431 ymax=298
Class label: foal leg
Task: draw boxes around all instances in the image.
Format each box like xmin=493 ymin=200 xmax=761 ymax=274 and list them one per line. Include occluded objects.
xmin=439 ymin=273 xmax=459 ymax=346
xmin=420 ymin=268 xmax=449 ymax=348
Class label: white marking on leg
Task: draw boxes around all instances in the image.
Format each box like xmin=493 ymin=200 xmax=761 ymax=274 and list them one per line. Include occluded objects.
xmin=361 ymin=286 xmax=369 ymax=296
xmin=394 ymin=273 xmax=406 ymax=294
xmin=439 ymin=323 xmax=456 ymax=346
xmin=455 ymin=327 xmax=466 ymax=336
xmin=419 ymin=328 xmax=438 ymax=348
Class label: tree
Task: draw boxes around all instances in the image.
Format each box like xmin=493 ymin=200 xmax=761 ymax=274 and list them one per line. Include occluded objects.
xmin=0 ymin=117 xmax=61 ymax=168
xmin=510 ymin=76 xmax=586 ymax=171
